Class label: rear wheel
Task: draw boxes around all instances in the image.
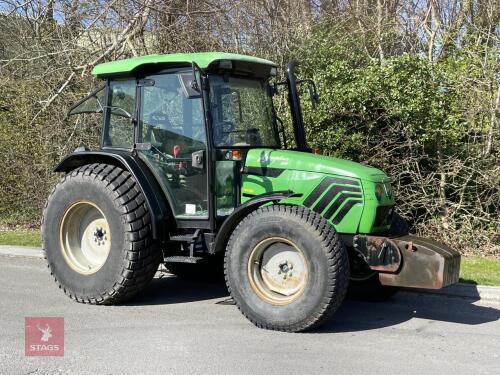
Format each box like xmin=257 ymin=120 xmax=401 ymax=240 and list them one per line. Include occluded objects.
xmin=225 ymin=205 xmax=349 ymax=332
xmin=42 ymin=163 xmax=161 ymax=304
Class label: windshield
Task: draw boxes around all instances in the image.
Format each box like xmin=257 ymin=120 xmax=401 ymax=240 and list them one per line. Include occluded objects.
xmin=209 ymin=75 xmax=279 ymax=147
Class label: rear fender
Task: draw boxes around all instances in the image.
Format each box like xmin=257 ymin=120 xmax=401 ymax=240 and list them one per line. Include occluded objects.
xmin=54 ymin=150 xmax=171 ymax=242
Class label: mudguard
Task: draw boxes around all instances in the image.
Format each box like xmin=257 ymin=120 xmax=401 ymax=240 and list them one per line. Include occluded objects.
xmin=211 ymin=191 xmax=297 ymax=254
xmin=54 ymin=150 xmax=171 ymax=242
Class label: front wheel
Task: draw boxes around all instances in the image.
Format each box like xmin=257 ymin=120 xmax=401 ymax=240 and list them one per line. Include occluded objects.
xmin=348 ymin=271 xmax=400 ymax=301
xmin=225 ymin=205 xmax=349 ymax=332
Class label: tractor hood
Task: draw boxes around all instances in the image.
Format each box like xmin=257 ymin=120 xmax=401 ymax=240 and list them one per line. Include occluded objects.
xmin=245 ymin=149 xmax=388 ymax=182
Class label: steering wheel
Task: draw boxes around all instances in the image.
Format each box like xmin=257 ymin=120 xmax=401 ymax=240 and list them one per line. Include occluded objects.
xmin=244 ymin=127 xmax=262 ymax=145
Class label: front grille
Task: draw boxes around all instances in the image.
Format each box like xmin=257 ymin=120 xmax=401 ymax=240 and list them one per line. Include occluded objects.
xmin=374 ymin=206 xmax=393 ymax=227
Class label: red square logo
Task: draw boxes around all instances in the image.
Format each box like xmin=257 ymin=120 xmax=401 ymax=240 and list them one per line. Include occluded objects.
xmin=25 ymin=317 xmax=64 ymax=356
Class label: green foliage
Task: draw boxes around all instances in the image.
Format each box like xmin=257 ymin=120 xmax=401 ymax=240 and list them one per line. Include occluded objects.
xmin=293 ymin=26 xmax=499 ymax=255
xmin=300 ymin=38 xmax=464 ymax=160
xmin=0 ymin=73 xmax=102 ymax=226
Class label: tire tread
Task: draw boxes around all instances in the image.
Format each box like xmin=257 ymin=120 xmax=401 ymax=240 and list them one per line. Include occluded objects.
xmin=41 ymin=163 xmax=161 ymax=305
xmin=224 ymin=205 xmax=349 ymax=332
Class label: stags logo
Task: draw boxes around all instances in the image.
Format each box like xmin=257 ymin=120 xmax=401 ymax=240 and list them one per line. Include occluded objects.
xmin=25 ymin=317 xmax=64 ymax=356
xmin=38 ymin=323 xmax=52 ymax=342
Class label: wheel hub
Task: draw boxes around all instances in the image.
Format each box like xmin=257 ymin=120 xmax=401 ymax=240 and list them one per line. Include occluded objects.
xmin=60 ymin=201 xmax=111 ymax=275
xmin=248 ymin=237 xmax=308 ymax=305
xmin=93 ymin=227 xmax=107 ymax=246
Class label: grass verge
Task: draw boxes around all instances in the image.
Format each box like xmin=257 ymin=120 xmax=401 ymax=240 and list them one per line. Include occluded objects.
xmin=0 ymin=230 xmax=498 ymax=286
xmin=459 ymin=256 xmax=500 ymax=286
xmin=0 ymin=230 xmax=41 ymax=247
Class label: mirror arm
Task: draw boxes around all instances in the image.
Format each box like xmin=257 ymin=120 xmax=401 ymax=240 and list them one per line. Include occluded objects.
xmin=296 ymin=79 xmax=318 ymax=95
xmin=191 ymin=62 xmax=207 ymax=92
xmin=296 ymin=78 xmax=319 ymax=106
xmin=275 ymin=116 xmax=287 ymax=149
xmin=286 ymin=60 xmax=308 ymax=151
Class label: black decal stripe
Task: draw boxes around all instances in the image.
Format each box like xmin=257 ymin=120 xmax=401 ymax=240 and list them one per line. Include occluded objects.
xmin=243 ymin=166 xmax=284 ymax=178
xmin=324 ymin=193 xmax=362 ymax=219
xmin=329 ymin=177 xmax=360 ymax=186
xmin=303 ymin=177 xmax=360 ymax=208
xmin=312 ymin=185 xmax=361 ymax=214
xmin=303 ymin=177 xmax=335 ymax=207
xmin=332 ymin=199 xmax=362 ymax=224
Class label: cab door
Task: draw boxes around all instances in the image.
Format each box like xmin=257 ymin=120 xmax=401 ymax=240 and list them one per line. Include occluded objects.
xmin=137 ymin=70 xmax=209 ymax=219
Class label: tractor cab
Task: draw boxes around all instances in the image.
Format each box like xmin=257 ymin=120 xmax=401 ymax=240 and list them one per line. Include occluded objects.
xmin=68 ymin=53 xmax=311 ymax=230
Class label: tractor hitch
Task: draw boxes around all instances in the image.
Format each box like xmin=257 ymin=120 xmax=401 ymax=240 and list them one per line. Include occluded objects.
xmin=353 ymin=234 xmax=461 ymax=289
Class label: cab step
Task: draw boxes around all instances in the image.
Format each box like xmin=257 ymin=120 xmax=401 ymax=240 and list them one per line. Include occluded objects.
xmin=168 ymin=229 xmax=201 ymax=244
xmin=169 ymin=234 xmax=198 ymax=242
xmin=164 ymin=255 xmax=203 ymax=264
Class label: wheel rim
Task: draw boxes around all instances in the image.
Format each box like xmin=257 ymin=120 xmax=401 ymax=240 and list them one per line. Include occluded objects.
xmin=59 ymin=201 xmax=111 ymax=275
xmin=247 ymin=237 xmax=308 ymax=305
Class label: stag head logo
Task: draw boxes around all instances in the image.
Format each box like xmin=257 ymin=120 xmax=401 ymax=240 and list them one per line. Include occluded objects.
xmin=36 ymin=323 xmax=52 ymax=342
xmin=25 ymin=317 xmax=64 ymax=356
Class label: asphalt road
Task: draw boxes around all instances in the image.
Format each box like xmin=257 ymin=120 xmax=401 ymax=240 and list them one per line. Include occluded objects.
xmin=1 ymin=255 xmax=499 ymax=375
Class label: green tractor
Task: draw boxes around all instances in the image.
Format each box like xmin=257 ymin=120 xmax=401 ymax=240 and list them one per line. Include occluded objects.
xmin=43 ymin=52 xmax=460 ymax=332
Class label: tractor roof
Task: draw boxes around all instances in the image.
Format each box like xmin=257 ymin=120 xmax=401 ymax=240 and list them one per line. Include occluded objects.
xmin=91 ymin=52 xmax=277 ymax=77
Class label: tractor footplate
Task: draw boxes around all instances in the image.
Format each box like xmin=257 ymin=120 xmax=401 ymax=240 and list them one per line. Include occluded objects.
xmin=164 ymin=255 xmax=203 ymax=264
xmin=354 ymin=234 xmax=461 ymax=289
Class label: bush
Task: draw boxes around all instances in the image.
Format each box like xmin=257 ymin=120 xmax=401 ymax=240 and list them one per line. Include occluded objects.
xmin=295 ymin=28 xmax=499 ymax=256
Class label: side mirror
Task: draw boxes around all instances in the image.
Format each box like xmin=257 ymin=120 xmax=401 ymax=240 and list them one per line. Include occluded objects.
xmin=180 ymin=72 xmax=201 ymax=98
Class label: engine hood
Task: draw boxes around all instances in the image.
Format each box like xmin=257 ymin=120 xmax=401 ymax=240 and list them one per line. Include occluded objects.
xmin=245 ymin=149 xmax=388 ymax=182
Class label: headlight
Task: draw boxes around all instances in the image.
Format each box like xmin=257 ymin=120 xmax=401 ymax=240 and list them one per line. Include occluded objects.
xmin=375 ymin=183 xmax=383 ymax=201
xmin=383 ymin=181 xmax=393 ymax=199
